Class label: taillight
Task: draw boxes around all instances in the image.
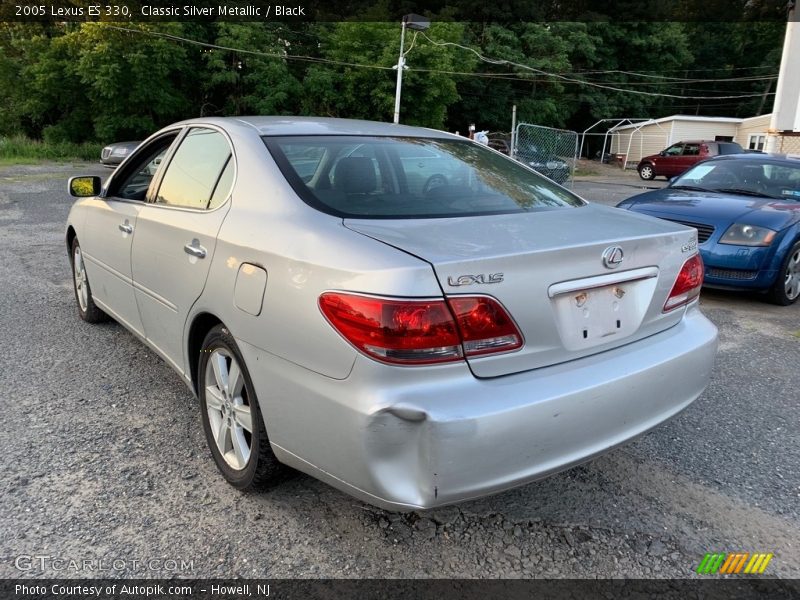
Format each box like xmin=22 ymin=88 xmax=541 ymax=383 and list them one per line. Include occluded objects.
xmin=448 ymin=297 xmax=523 ymax=356
xmin=664 ymin=254 xmax=704 ymax=312
xmin=318 ymin=292 xmax=522 ymax=365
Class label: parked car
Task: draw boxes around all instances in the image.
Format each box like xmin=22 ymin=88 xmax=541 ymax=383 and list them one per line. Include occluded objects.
xmin=66 ymin=117 xmax=717 ymax=510
xmin=100 ymin=141 xmax=141 ymax=167
xmin=487 ymin=138 xmax=510 ymax=155
xmin=618 ymin=154 xmax=800 ymax=305
xmin=514 ymin=142 xmax=572 ymax=184
xmin=637 ymin=140 xmax=744 ymax=180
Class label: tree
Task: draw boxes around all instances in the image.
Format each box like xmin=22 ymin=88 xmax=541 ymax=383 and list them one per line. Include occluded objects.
xmin=302 ymin=20 xmax=470 ymax=128
xmin=201 ymin=23 xmax=302 ymax=117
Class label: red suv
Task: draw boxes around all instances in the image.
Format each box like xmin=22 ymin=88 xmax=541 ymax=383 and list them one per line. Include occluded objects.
xmin=637 ymin=140 xmax=743 ymax=180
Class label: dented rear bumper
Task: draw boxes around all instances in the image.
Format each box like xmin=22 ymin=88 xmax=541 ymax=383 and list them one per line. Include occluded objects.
xmin=239 ymin=305 xmax=718 ymax=511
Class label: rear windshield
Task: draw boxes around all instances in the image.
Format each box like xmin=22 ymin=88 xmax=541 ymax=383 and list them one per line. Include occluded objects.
xmin=263 ymin=136 xmax=584 ymax=218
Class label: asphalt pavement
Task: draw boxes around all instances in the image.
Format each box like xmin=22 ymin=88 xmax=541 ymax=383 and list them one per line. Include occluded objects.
xmin=1 ymin=163 xmax=798 ymax=579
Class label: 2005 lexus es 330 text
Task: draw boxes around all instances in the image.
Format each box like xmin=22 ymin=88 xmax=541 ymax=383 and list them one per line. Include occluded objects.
xmin=66 ymin=117 xmax=718 ymax=510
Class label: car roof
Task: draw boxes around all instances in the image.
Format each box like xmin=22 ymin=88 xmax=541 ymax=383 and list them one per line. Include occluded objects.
xmin=703 ymin=153 xmax=800 ymax=166
xmin=173 ymin=116 xmax=458 ymax=139
xmin=675 ymin=140 xmax=735 ymax=144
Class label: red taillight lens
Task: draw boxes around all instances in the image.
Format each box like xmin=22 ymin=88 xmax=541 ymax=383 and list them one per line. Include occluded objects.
xmin=664 ymin=254 xmax=704 ymax=312
xmin=319 ymin=293 xmax=522 ymax=365
xmin=447 ymin=297 xmax=523 ymax=357
xmin=319 ymin=293 xmax=463 ymax=364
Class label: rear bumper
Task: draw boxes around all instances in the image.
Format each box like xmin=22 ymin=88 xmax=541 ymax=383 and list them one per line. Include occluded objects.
xmin=240 ymin=306 xmax=718 ymax=511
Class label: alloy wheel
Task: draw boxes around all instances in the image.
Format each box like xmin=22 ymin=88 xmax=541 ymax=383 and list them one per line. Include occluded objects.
xmin=204 ymin=349 xmax=253 ymax=470
xmin=73 ymin=246 xmax=89 ymax=312
xmin=785 ymin=247 xmax=800 ymax=301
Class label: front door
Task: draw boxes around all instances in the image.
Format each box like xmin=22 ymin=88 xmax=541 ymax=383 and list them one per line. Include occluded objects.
xmin=659 ymin=143 xmax=684 ymax=177
xmin=81 ymin=136 xmax=178 ymax=335
xmin=131 ymin=126 xmax=235 ymax=371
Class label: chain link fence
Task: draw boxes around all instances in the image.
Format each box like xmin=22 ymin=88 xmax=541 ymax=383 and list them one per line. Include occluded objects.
xmin=770 ymin=133 xmax=800 ymax=155
xmin=512 ymin=123 xmax=579 ymax=187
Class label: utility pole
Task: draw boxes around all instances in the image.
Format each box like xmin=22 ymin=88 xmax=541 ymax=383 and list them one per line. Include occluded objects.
xmin=392 ymin=14 xmax=430 ymax=125
xmin=510 ymin=104 xmax=517 ymax=158
xmin=392 ymin=20 xmax=407 ymax=125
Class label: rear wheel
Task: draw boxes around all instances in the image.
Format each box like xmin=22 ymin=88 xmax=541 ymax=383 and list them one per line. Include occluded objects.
xmin=767 ymin=241 xmax=800 ymax=306
xmin=638 ymin=164 xmax=655 ymax=180
xmin=70 ymin=238 xmax=108 ymax=323
xmin=198 ymin=325 xmax=285 ymax=489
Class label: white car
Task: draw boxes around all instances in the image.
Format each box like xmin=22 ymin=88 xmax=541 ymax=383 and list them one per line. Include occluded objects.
xmin=66 ymin=117 xmax=718 ymax=510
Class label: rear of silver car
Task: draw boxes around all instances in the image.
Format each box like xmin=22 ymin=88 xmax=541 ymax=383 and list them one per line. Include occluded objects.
xmin=245 ymin=305 xmax=715 ymax=510
xmin=234 ymin=173 xmax=717 ymax=509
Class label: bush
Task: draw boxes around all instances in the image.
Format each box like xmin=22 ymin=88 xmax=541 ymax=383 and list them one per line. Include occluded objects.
xmin=0 ymin=135 xmax=102 ymax=162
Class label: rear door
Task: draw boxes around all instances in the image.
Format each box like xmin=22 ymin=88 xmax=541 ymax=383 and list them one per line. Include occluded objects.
xmin=676 ymin=142 xmax=702 ymax=175
xmin=131 ymin=126 xmax=235 ymax=370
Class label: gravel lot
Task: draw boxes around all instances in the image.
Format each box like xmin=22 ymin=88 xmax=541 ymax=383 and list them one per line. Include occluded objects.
xmin=1 ymin=163 xmax=798 ymax=579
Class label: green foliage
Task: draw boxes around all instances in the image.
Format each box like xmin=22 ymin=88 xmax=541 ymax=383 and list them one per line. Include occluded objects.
xmin=301 ymin=20 xmax=469 ymax=128
xmin=0 ymin=135 xmax=102 ymax=162
xmin=0 ymin=19 xmax=787 ymax=145
xmin=202 ymin=23 xmax=302 ymax=116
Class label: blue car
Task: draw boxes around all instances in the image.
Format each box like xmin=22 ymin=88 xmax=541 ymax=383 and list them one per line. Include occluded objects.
xmin=617 ymin=154 xmax=800 ymax=305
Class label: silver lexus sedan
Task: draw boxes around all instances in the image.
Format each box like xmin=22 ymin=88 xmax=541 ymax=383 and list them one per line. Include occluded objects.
xmin=66 ymin=117 xmax=718 ymax=510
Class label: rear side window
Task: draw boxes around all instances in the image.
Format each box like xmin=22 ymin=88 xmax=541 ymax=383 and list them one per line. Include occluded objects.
xmin=683 ymin=143 xmax=700 ymax=156
xmin=155 ymin=128 xmax=232 ymax=209
xmin=717 ymin=143 xmax=743 ymax=155
xmin=263 ymin=136 xmax=584 ymax=219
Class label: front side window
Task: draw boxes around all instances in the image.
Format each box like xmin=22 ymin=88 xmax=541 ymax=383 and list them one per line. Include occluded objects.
xmin=111 ymin=135 xmax=177 ymax=201
xmin=264 ymin=136 xmax=584 ymax=218
xmin=156 ymin=128 xmax=232 ymax=209
xmin=683 ymin=143 xmax=700 ymax=156
xmin=664 ymin=143 xmax=684 ymax=156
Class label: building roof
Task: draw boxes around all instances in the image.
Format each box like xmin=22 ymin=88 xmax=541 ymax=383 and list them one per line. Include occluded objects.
xmin=609 ymin=114 xmax=759 ymax=132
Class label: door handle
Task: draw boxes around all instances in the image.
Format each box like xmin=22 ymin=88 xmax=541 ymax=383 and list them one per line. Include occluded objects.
xmin=183 ymin=240 xmax=207 ymax=259
xmin=118 ymin=222 xmax=133 ymax=234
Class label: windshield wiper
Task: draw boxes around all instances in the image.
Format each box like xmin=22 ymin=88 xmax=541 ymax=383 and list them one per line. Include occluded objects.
xmin=669 ymin=185 xmax=717 ymax=193
xmin=715 ymin=188 xmax=779 ymax=199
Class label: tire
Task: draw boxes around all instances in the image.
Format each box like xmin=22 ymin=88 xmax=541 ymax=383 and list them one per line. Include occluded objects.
xmin=70 ymin=237 xmax=108 ymax=323
xmin=198 ymin=325 xmax=285 ymax=490
xmin=638 ymin=164 xmax=656 ymax=180
xmin=767 ymin=241 xmax=800 ymax=306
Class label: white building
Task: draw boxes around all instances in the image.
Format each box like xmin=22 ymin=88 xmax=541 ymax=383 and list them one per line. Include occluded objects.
xmin=606 ymin=114 xmax=781 ymax=164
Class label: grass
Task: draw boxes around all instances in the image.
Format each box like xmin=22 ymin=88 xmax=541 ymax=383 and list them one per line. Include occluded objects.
xmin=0 ymin=136 xmax=102 ymax=163
xmin=573 ymin=166 xmax=600 ymax=177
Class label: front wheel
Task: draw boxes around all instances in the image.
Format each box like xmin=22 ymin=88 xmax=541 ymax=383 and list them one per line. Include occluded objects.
xmin=198 ymin=325 xmax=285 ymax=489
xmin=70 ymin=238 xmax=108 ymax=323
xmin=638 ymin=164 xmax=655 ymax=180
xmin=767 ymin=241 xmax=800 ymax=305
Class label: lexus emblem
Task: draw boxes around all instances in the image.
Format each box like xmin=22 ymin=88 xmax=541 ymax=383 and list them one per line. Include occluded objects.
xmin=602 ymin=246 xmax=624 ymax=269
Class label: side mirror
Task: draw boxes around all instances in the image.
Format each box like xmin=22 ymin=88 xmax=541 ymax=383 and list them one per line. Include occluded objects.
xmin=659 ymin=151 xmax=667 ymax=157
xmin=68 ymin=176 xmax=101 ymax=197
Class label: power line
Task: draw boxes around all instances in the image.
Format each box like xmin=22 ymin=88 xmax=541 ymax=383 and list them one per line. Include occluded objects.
xmin=417 ymin=32 xmax=776 ymax=100
xmin=101 ymin=24 xmax=396 ymax=71
xmin=102 ymin=24 xmax=777 ymax=101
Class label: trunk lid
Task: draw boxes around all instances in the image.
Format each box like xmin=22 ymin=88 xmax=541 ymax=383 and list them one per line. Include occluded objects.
xmin=345 ymin=204 xmax=699 ymax=377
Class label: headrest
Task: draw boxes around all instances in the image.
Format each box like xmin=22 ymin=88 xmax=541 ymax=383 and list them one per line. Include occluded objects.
xmin=334 ymin=157 xmax=377 ymax=194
